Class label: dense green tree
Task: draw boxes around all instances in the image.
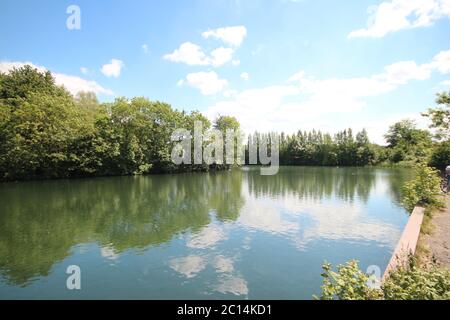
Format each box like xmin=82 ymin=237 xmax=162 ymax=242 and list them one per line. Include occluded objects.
xmin=213 ymin=115 xmax=240 ymax=132
xmin=384 ymin=119 xmax=432 ymax=164
xmin=0 ymin=66 xmax=241 ymax=181
xmin=422 ymin=91 xmax=450 ymax=141
xmin=0 ymin=65 xmax=444 ymax=181
xmin=355 ymin=129 xmax=376 ymax=165
xmin=213 ymin=115 xmax=241 ymax=168
xmin=0 ymin=65 xmax=60 ymax=104
xmin=422 ymin=92 xmax=450 ymax=170
xmin=0 ymin=67 xmax=91 ymax=180
xmin=276 ymin=128 xmax=375 ymax=167
xmin=429 ymin=140 xmax=450 ymax=170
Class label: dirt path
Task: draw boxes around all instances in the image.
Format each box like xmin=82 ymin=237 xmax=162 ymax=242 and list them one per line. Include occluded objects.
xmin=420 ymin=196 xmax=450 ymax=268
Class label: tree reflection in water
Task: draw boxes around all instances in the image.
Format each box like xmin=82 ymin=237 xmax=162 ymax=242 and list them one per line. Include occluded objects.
xmin=0 ymin=166 xmax=411 ymax=286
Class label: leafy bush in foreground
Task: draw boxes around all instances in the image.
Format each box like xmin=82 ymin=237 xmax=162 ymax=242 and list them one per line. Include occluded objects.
xmin=317 ymin=260 xmax=382 ymax=300
xmin=316 ymin=258 xmax=450 ymax=300
xmin=382 ymin=259 xmax=450 ymax=300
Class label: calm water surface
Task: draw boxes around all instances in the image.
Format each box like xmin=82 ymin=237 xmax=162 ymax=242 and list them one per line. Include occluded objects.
xmin=0 ymin=166 xmax=412 ymax=299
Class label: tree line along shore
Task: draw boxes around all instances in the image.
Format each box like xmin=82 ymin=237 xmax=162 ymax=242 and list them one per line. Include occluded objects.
xmin=0 ymin=66 xmax=449 ymax=182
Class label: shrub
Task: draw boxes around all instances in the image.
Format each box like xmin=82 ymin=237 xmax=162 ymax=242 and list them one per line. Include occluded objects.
xmin=316 ymin=258 xmax=450 ymax=300
xmin=402 ymin=163 xmax=443 ymax=211
xmin=429 ymin=140 xmax=450 ymax=170
xmin=383 ymin=258 xmax=450 ymax=300
xmin=316 ymin=260 xmax=382 ymax=300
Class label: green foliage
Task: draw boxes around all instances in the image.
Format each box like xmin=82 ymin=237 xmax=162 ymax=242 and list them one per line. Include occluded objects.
xmin=276 ymin=128 xmax=377 ymax=167
xmin=402 ymin=163 xmax=443 ymax=211
xmin=422 ymin=91 xmax=450 ymax=141
xmin=0 ymin=88 xmax=88 ymax=179
xmin=0 ymin=66 xmax=239 ymax=181
xmin=317 ymin=258 xmax=450 ymax=300
xmin=316 ymin=260 xmax=382 ymax=300
xmin=422 ymin=92 xmax=450 ymax=171
xmin=212 ymin=115 xmax=242 ymax=170
xmin=1 ymin=66 xmax=446 ymax=180
xmin=214 ymin=115 xmax=240 ymax=132
xmin=383 ymin=258 xmax=450 ymax=300
xmin=0 ymin=65 xmax=63 ymax=104
xmin=384 ymin=119 xmax=433 ymax=165
xmin=429 ymin=140 xmax=450 ymax=170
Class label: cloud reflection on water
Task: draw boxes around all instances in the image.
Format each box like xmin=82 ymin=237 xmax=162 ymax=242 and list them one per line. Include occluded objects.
xmin=0 ymin=167 xmax=411 ymax=296
xmin=169 ymin=223 xmax=249 ymax=297
xmin=169 ymin=255 xmax=206 ymax=279
xmin=187 ymin=225 xmax=227 ymax=249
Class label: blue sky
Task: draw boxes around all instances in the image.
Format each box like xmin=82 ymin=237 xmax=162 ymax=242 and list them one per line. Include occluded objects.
xmin=1 ymin=0 xmax=449 ymax=143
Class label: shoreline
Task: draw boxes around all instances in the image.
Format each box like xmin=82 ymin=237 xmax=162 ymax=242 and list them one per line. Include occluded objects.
xmin=0 ymin=164 xmax=410 ymax=184
xmin=382 ymin=206 xmax=425 ymax=280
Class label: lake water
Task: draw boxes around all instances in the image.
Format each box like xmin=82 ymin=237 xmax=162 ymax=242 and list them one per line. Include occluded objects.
xmin=0 ymin=166 xmax=412 ymax=299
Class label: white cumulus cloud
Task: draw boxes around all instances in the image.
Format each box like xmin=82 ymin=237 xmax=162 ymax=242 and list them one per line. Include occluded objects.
xmin=53 ymin=73 xmax=114 ymax=96
xmin=348 ymin=0 xmax=450 ymax=38
xmin=164 ymin=26 xmax=246 ymax=67
xmin=203 ymin=50 xmax=450 ymax=143
xmin=202 ymin=26 xmax=247 ymax=47
xmin=164 ymin=42 xmax=208 ymax=65
xmin=164 ymin=42 xmax=234 ymax=67
xmin=180 ymin=71 xmax=228 ymax=95
xmin=376 ymin=60 xmax=432 ymax=84
xmin=431 ymin=50 xmax=450 ymax=73
xmin=101 ymin=59 xmax=124 ymax=78
xmin=209 ymin=47 xmax=234 ymax=67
